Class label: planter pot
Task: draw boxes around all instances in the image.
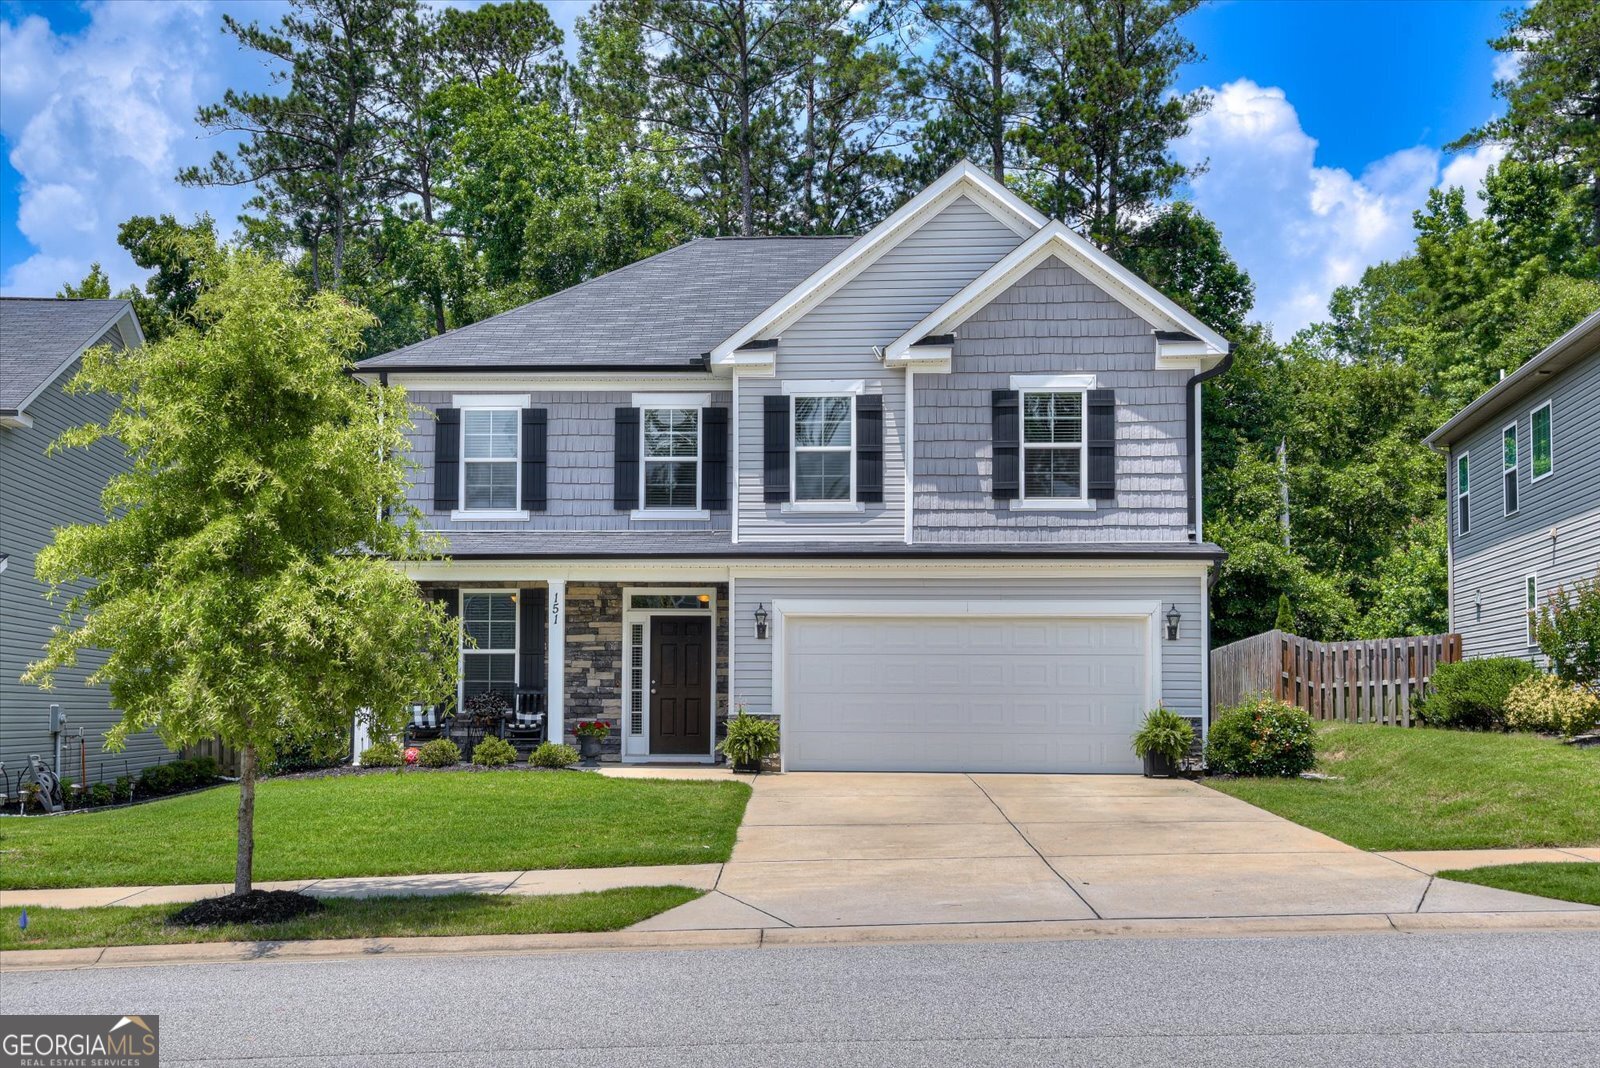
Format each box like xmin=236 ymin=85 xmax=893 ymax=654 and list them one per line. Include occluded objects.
xmin=578 ymin=735 xmax=604 ymax=767
xmin=1142 ymin=751 xmax=1180 ymax=778
xmin=731 ymin=757 xmax=762 ymax=774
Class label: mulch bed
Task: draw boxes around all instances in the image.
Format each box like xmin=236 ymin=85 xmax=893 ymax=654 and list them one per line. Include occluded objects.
xmin=276 ymin=762 xmax=578 ymax=781
xmin=170 ymin=890 xmax=325 ymax=928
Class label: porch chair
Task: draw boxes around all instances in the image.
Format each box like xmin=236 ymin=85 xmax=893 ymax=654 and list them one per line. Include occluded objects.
xmin=502 ymin=689 xmax=547 ymax=752
xmin=403 ymin=703 xmax=451 ymax=745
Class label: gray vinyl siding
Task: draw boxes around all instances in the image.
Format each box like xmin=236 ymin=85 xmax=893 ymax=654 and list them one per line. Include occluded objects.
xmin=0 ymin=352 xmax=171 ymax=782
xmin=737 ymin=196 xmax=1025 ymax=542
xmin=406 ymin=389 xmax=732 ymax=534
xmin=1446 ymin=350 xmax=1600 ymax=662
xmin=732 ymin=574 xmax=1204 ymax=722
xmin=914 ymin=258 xmax=1191 ymax=542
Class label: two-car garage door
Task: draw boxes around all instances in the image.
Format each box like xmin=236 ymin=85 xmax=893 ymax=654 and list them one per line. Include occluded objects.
xmin=782 ymin=613 xmax=1152 ymax=773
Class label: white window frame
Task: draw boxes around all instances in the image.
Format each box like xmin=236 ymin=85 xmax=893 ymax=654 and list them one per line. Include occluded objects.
xmin=620 ymin=587 xmax=718 ymax=763
xmin=1502 ymin=422 xmax=1518 ymax=517
xmin=789 ymin=393 xmax=856 ymax=507
xmin=1530 ymin=400 xmax=1554 ymax=482
xmin=453 ymin=403 xmax=526 ymax=521
xmin=1525 ymin=573 xmax=1538 ymax=647
xmin=633 ymin=405 xmax=707 ymax=521
xmin=459 ymin=588 xmax=520 ymax=707
xmin=1456 ymin=451 xmax=1470 ymax=536
xmin=1019 ymin=388 xmax=1089 ymax=505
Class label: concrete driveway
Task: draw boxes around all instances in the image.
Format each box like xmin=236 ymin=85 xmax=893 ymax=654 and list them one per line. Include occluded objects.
xmin=637 ymin=773 xmax=1590 ymax=931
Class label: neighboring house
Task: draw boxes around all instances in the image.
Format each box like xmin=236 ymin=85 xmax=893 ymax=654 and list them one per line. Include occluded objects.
xmin=1426 ymin=308 xmax=1600 ymax=665
xmin=0 ymin=297 xmax=168 ymax=784
xmin=354 ymin=163 xmax=1233 ymax=773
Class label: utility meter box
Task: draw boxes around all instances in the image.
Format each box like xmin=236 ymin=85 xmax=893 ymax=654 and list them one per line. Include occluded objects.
xmin=49 ymin=704 xmax=66 ymax=733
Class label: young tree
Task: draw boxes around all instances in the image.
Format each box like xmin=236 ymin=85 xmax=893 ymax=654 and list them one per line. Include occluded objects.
xmin=25 ymin=251 xmax=457 ymax=895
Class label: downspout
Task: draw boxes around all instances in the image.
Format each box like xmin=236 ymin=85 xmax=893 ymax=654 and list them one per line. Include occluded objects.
xmin=1186 ymin=344 xmax=1236 ymax=547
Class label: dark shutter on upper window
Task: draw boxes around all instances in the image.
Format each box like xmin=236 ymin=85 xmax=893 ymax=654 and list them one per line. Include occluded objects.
xmin=613 ymin=407 xmax=640 ymax=509
xmin=856 ymin=393 xmax=884 ymax=504
xmin=991 ymin=390 xmax=1019 ymax=501
xmin=433 ymin=408 xmax=460 ymax=511
xmin=1087 ymin=388 xmax=1116 ymax=501
xmin=763 ymin=394 xmax=790 ymax=503
xmin=521 ymin=408 xmax=547 ymax=512
xmin=702 ymin=406 xmax=730 ymax=510
xmin=519 ymin=587 xmax=546 ymax=698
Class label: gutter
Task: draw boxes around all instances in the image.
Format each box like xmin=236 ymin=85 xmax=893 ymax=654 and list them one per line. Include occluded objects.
xmin=1186 ymin=344 xmax=1236 ymax=541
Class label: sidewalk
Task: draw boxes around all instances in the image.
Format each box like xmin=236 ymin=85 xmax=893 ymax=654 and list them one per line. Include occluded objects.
xmin=1378 ymin=847 xmax=1600 ymax=874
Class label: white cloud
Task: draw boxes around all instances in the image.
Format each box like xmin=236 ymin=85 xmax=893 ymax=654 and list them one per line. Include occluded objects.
xmin=1174 ymin=80 xmax=1504 ymax=339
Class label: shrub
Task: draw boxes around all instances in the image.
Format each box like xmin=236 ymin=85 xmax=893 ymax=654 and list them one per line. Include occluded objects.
xmin=265 ymin=730 xmax=351 ymax=775
xmin=472 ymin=736 xmax=517 ymax=767
xmin=88 ymin=782 xmax=114 ymax=807
xmin=416 ymin=738 xmax=461 ymax=767
xmin=1504 ymin=674 xmax=1600 ymax=737
xmin=113 ymin=775 xmax=133 ymax=803
xmin=718 ymin=709 xmax=780 ymax=768
xmin=1417 ymin=657 xmax=1538 ymax=730
xmin=531 ymin=741 xmax=580 ymax=768
xmin=360 ymin=740 xmax=404 ymax=768
xmin=1131 ymin=705 xmax=1195 ymax=764
xmin=137 ymin=756 xmax=222 ymax=797
xmin=1534 ymin=572 xmax=1600 ymax=690
xmin=1205 ymin=696 xmax=1317 ymax=777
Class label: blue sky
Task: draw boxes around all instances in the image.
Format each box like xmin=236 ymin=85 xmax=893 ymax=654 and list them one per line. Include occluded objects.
xmin=0 ymin=0 xmax=1510 ymax=336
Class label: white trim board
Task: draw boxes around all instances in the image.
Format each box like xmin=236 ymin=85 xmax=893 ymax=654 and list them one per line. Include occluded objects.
xmin=620 ymin=586 xmax=719 ymax=763
xmin=401 ymin=558 xmax=1218 ymax=584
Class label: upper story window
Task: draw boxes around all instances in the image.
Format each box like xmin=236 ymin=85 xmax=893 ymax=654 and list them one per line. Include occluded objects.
xmin=793 ymin=396 xmax=853 ymax=501
xmin=1022 ymin=390 xmax=1085 ymax=500
xmin=1502 ymin=424 xmax=1518 ymax=516
xmin=1531 ymin=401 xmax=1553 ymax=480
xmin=462 ymin=408 xmax=519 ymax=510
xmin=1456 ymin=452 xmax=1470 ymax=536
xmin=642 ymin=407 xmax=700 ymax=510
xmin=461 ymin=591 xmax=517 ymax=700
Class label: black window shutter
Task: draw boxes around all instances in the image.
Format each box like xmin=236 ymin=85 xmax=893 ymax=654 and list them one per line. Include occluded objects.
xmin=433 ymin=408 xmax=460 ymax=511
xmin=1087 ymin=388 xmax=1116 ymax=501
xmin=521 ymin=408 xmax=547 ymax=512
xmin=763 ymin=394 xmax=790 ymax=503
xmin=991 ymin=390 xmax=1019 ymax=501
xmin=856 ymin=394 xmax=883 ymax=503
xmin=613 ymin=407 xmax=640 ymax=509
xmin=702 ymin=406 xmax=730 ymax=511
xmin=519 ymin=588 xmax=547 ymax=696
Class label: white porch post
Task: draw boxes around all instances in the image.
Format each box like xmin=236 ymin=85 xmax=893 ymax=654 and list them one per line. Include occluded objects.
xmin=546 ymin=579 xmax=566 ymax=745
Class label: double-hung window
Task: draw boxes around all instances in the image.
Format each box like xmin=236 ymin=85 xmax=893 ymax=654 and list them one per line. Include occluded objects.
xmin=1502 ymin=424 xmax=1518 ymax=516
xmin=1021 ymin=390 xmax=1085 ymax=500
xmin=1531 ymin=402 xmax=1553 ymax=480
xmin=462 ymin=409 xmax=519 ymax=510
xmin=461 ymin=592 xmax=517 ymax=700
xmin=1456 ymin=453 xmax=1470 ymax=536
xmin=793 ymin=396 xmax=853 ymax=501
xmin=642 ymin=407 xmax=700 ymax=510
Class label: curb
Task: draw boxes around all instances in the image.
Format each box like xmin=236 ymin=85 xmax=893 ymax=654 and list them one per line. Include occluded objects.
xmin=6 ymin=910 xmax=1600 ymax=972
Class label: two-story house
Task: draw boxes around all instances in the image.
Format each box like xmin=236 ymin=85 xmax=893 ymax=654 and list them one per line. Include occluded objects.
xmin=1426 ymin=308 xmax=1600 ymax=663
xmin=353 ymin=163 xmax=1232 ymax=773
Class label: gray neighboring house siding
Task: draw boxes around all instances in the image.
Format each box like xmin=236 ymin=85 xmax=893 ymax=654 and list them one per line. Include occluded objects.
xmin=1431 ymin=314 xmax=1600 ymax=664
xmin=1 ymin=311 xmax=169 ymax=783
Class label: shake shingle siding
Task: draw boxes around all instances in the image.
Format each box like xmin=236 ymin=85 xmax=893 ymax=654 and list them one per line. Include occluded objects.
xmin=913 ymin=258 xmax=1190 ymax=543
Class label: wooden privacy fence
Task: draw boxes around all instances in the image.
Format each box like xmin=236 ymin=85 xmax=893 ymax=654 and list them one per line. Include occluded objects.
xmin=180 ymin=737 xmax=243 ymax=776
xmin=1211 ymin=630 xmax=1462 ymax=726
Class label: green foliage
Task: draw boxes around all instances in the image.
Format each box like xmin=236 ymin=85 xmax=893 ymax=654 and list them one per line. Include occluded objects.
xmin=1121 ymin=202 xmax=1254 ymax=333
xmin=416 ymin=739 xmax=462 ymax=767
xmin=1353 ymin=516 xmax=1450 ymax=640
xmin=115 ymin=214 xmax=220 ymax=341
xmin=1535 ymin=572 xmax=1600 ymax=690
xmin=1417 ymin=658 xmax=1538 ymax=731
xmin=531 ymin=742 xmax=580 ymax=768
xmin=1274 ymin=594 xmax=1293 ymax=633
xmin=137 ymin=758 xmax=222 ymax=798
xmin=361 ymin=741 xmax=405 ymax=768
xmin=265 ymin=727 xmax=352 ymax=775
xmin=88 ymin=783 xmax=115 ymax=807
xmin=1504 ymin=675 xmax=1600 ymax=737
xmin=1130 ymin=706 xmax=1193 ymax=763
xmin=471 ymin=736 xmax=518 ymax=767
xmin=57 ymin=263 xmax=113 ymax=300
xmin=718 ymin=711 xmax=780 ymax=767
xmin=113 ymin=776 xmax=133 ymax=804
xmin=1205 ymin=697 xmax=1316 ymax=777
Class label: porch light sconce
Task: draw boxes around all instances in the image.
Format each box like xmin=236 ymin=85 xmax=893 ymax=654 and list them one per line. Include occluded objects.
xmin=1165 ymin=604 xmax=1182 ymax=642
xmin=754 ymin=603 xmax=770 ymax=640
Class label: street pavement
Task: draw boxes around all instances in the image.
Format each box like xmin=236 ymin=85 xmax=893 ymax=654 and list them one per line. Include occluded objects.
xmin=3 ymin=929 xmax=1596 ymax=1066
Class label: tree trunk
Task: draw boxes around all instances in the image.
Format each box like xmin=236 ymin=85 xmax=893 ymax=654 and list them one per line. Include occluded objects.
xmin=234 ymin=743 xmax=258 ymax=895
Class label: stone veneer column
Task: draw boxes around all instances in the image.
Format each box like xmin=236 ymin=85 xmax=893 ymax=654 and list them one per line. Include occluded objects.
xmin=546 ymin=578 xmax=566 ymax=745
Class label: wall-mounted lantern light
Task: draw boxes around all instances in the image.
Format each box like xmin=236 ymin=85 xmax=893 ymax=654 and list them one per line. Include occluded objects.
xmin=754 ymin=603 xmax=770 ymax=640
xmin=1165 ymin=604 xmax=1182 ymax=642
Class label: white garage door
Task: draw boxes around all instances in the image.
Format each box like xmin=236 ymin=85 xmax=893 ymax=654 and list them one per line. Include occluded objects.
xmin=783 ymin=614 xmax=1151 ymax=773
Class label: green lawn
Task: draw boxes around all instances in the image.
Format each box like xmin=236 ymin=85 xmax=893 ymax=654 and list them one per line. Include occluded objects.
xmin=0 ymin=772 xmax=750 ymax=889
xmin=1438 ymin=863 xmax=1600 ymax=907
xmin=0 ymin=886 xmax=702 ymax=952
xmin=1206 ymin=724 xmax=1600 ymax=851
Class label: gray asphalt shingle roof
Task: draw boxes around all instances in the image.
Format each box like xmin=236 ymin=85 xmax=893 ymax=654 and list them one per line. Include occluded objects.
xmin=0 ymin=298 xmax=131 ymax=410
xmin=355 ymin=236 xmax=856 ymax=371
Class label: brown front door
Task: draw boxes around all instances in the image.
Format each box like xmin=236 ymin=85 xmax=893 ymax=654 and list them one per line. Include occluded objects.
xmin=650 ymin=616 xmax=711 ymax=755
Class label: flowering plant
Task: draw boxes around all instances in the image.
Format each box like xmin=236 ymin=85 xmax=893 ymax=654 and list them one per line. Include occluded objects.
xmin=403 ymin=746 xmax=420 ymax=765
xmin=573 ymin=720 xmax=610 ymax=739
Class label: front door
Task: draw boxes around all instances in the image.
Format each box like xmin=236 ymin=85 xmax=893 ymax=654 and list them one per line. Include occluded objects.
xmin=650 ymin=616 xmax=711 ymax=755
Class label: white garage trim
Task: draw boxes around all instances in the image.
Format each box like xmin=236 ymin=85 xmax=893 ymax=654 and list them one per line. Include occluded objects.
xmin=771 ymin=598 xmax=1163 ymax=772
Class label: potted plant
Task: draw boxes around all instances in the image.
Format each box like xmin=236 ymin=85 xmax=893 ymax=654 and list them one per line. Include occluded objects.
xmin=462 ymin=690 xmax=510 ymax=729
xmin=1131 ymin=705 xmax=1194 ymax=778
xmin=719 ymin=707 xmax=780 ymax=773
xmin=573 ymin=720 xmax=610 ymax=766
